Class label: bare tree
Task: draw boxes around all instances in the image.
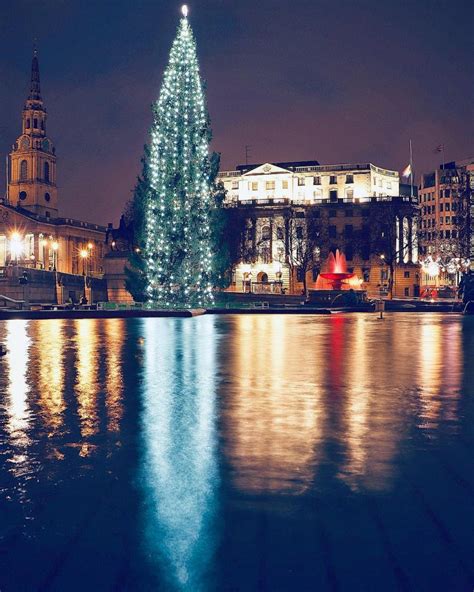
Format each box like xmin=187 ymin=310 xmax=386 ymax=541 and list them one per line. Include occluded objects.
xmin=366 ymin=199 xmax=418 ymax=298
xmin=286 ymin=207 xmax=327 ymax=296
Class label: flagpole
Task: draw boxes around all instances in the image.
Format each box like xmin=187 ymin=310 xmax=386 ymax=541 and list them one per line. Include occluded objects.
xmin=409 ymin=139 xmax=413 ymax=199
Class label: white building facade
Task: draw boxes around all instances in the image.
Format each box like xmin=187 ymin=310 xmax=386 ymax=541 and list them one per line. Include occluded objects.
xmin=219 ymin=161 xmax=399 ymax=206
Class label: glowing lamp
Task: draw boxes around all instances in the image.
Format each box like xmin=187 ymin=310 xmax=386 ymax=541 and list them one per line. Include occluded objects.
xmin=9 ymin=232 xmax=24 ymax=259
xmin=181 ymin=4 xmax=188 ymax=17
xmin=52 ymin=241 xmax=59 ymax=251
xmin=88 ymin=242 xmax=93 ymax=250
xmin=80 ymin=249 xmax=88 ymax=259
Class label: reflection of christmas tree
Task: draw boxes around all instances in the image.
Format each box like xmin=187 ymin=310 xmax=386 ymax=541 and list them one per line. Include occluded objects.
xmin=144 ymin=5 xmax=214 ymax=307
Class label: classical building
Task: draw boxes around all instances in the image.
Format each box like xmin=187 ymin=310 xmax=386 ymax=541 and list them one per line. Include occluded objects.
xmin=418 ymin=158 xmax=474 ymax=291
xmin=219 ymin=161 xmax=420 ymax=298
xmin=0 ymin=50 xmax=106 ymax=280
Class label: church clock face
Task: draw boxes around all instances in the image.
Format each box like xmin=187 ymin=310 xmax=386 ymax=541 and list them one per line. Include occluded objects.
xmin=20 ymin=137 xmax=29 ymax=150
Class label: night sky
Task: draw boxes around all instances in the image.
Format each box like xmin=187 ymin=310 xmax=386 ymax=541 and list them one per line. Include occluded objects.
xmin=0 ymin=0 xmax=472 ymax=225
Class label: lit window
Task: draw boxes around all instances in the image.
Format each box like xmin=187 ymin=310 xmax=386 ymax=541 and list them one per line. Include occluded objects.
xmin=298 ymin=177 xmax=305 ymax=186
xmin=248 ymin=182 xmax=258 ymax=191
xmin=282 ymin=180 xmax=289 ymax=190
xmin=265 ymin=181 xmax=275 ymax=191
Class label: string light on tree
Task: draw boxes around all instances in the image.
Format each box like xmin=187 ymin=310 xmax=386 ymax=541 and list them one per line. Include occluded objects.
xmin=143 ymin=4 xmax=214 ymax=307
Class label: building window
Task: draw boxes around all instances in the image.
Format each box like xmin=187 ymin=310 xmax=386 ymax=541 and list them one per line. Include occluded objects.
xmin=296 ymin=226 xmax=304 ymax=239
xmin=445 ymin=230 xmax=451 ymax=239
xmin=44 ymin=192 xmax=51 ymax=202
xmin=404 ymin=287 xmax=410 ymax=296
xmin=261 ymin=225 xmax=271 ymax=241
xmin=440 ymin=203 xmax=444 ymax=212
xmin=346 ymin=174 xmax=353 ymax=184
xmin=41 ymin=120 xmax=45 ymax=130
xmin=445 ymin=216 xmax=450 ymax=224
xmin=276 ymin=227 xmax=284 ymax=240
xmin=265 ymin=181 xmax=275 ymax=191
xmin=404 ymin=271 xmax=410 ymax=278
xmin=20 ymin=160 xmax=28 ymax=181
xmin=231 ymin=181 xmax=238 ymax=190
xmin=282 ymin=180 xmax=288 ymax=190
xmin=445 ymin=202 xmax=450 ymax=211
xmin=346 ymin=189 xmax=354 ymax=200
xmin=19 ymin=191 xmax=27 ymax=200
xmin=330 ymin=176 xmax=337 ymax=185
xmin=298 ymin=177 xmax=305 ymax=186
xmin=329 ymin=190 xmax=338 ymax=202
xmin=344 ymin=224 xmax=353 ymax=237
xmin=44 ymin=162 xmax=50 ymax=183
xmin=313 ymin=176 xmax=321 ymax=185
xmin=313 ymin=189 xmax=322 ymax=199
xmin=33 ymin=118 xmax=38 ymax=128
xmin=329 ymin=209 xmax=337 ymax=218
xmin=26 ymin=119 xmax=30 ymax=129
xmin=248 ymin=182 xmax=258 ymax=191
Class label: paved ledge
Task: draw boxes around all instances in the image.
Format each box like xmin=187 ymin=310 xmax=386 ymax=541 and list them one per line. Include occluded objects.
xmin=0 ymin=308 xmax=206 ymax=320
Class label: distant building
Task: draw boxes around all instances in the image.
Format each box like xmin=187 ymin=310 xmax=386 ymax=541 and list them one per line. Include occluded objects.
xmin=418 ymin=158 xmax=474 ymax=289
xmin=219 ymin=162 xmax=419 ymax=298
xmin=220 ymin=161 xmax=400 ymax=206
xmin=0 ymin=50 xmax=107 ymax=303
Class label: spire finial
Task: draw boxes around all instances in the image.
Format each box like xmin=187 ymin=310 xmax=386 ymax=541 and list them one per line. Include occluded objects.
xmin=181 ymin=4 xmax=188 ymax=17
xmin=29 ymin=42 xmax=42 ymax=101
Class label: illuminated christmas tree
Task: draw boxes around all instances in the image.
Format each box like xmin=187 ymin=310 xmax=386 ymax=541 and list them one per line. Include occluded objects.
xmin=144 ymin=5 xmax=214 ymax=307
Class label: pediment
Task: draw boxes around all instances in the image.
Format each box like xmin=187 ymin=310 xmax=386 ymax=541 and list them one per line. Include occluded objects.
xmin=243 ymin=163 xmax=291 ymax=176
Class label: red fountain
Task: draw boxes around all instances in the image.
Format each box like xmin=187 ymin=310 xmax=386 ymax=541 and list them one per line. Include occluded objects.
xmin=320 ymin=249 xmax=355 ymax=290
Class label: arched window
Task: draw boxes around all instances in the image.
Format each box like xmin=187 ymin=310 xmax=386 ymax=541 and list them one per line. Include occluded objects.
xmin=41 ymin=120 xmax=44 ymax=130
xmin=44 ymin=192 xmax=51 ymax=202
xmin=26 ymin=119 xmax=30 ymax=129
xmin=44 ymin=162 xmax=50 ymax=183
xmin=20 ymin=160 xmax=28 ymax=181
xmin=33 ymin=118 xmax=38 ymax=128
xmin=261 ymin=225 xmax=271 ymax=241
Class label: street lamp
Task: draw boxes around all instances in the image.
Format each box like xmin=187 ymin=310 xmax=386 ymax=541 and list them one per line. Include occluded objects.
xmin=80 ymin=249 xmax=89 ymax=301
xmin=9 ymin=232 xmax=24 ymax=263
xmin=52 ymin=241 xmax=59 ymax=271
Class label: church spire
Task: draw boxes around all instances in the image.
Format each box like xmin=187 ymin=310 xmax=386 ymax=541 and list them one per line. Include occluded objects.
xmin=29 ymin=45 xmax=42 ymax=101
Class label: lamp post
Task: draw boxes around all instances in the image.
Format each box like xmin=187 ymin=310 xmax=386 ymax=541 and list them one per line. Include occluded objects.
xmin=52 ymin=241 xmax=59 ymax=304
xmin=80 ymin=249 xmax=88 ymax=302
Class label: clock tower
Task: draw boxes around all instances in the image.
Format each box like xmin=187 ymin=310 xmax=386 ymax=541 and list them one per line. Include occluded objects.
xmin=8 ymin=48 xmax=58 ymax=218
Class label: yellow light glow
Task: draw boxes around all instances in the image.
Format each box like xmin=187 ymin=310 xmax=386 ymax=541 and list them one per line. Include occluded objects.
xmin=52 ymin=241 xmax=59 ymax=251
xmin=9 ymin=232 xmax=24 ymax=259
xmin=80 ymin=249 xmax=88 ymax=259
xmin=87 ymin=242 xmax=93 ymax=250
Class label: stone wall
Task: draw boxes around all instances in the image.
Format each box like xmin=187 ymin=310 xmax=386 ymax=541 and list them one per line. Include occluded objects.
xmin=0 ymin=266 xmax=107 ymax=305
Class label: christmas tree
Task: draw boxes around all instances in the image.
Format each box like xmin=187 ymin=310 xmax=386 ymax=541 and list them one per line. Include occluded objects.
xmin=143 ymin=4 xmax=214 ymax=307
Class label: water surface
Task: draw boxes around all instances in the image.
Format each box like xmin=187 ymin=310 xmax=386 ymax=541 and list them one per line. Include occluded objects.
xmin=0 ymin=314 xmax=473 ymax=591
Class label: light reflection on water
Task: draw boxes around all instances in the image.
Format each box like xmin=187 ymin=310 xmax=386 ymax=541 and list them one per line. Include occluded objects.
xmin=140 ymin=316 xmax=219 ymax=592
xmin=220 ymin=313 xmax=463 ymax=494
xmin=0 ymin=313 xmax=470 ymax=591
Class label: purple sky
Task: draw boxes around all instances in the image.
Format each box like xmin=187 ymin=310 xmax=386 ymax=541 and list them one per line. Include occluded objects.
xmin=1 ymin=0 xmax=473 ymax=225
